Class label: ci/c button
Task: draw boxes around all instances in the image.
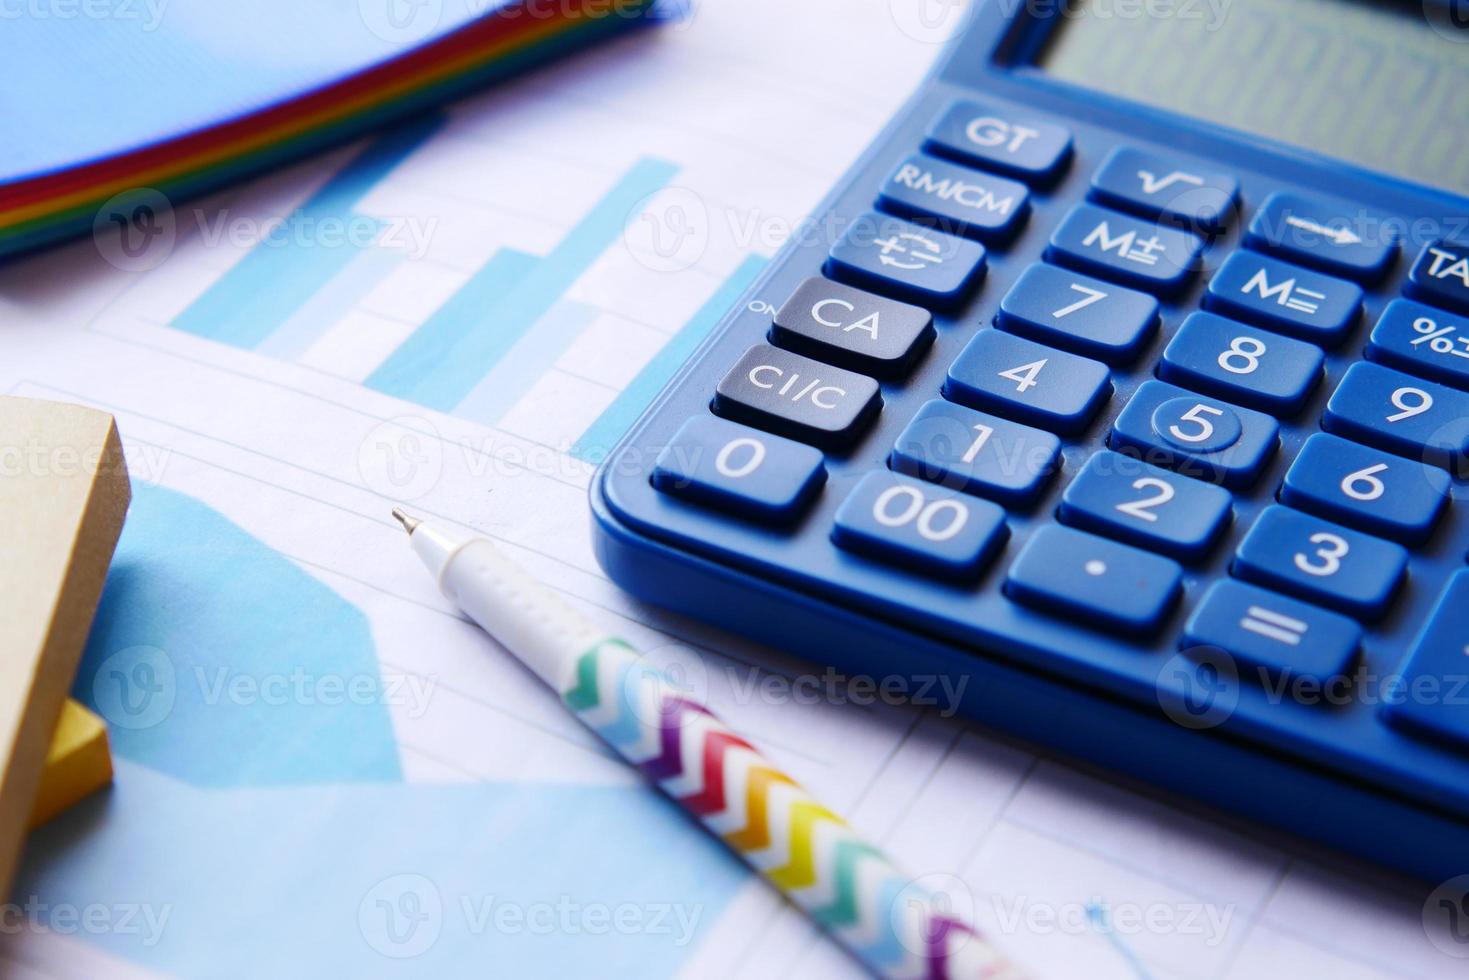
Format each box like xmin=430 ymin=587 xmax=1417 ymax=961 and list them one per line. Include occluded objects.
xmin=713 ymin=344 xmax=881 ymax=451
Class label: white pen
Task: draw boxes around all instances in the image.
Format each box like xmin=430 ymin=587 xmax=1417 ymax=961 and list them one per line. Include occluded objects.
xmin=391 ymin=508 xmax=1025 ymax=980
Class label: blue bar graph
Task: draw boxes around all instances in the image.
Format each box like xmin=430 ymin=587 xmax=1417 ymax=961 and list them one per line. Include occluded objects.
xmin=455 ymin=300 xmax=601 ymax=423
xmin=366 ymin=155 xmax=679 ymax=412
xmin=172 ymin=116 xmax=443 ymax=348
xmin=571 ymin=253 xmax=768 ymax=462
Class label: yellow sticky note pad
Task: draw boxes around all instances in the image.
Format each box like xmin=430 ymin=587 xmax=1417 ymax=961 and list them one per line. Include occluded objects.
xmin=29 ymin=700 xmax=113 ymax=829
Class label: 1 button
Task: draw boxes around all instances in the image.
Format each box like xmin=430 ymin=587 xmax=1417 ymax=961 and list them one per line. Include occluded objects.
xmin=996 ymin=263 xmax=1159 ymax=365
xmin=771 ymin=278 xmax=934 ymax=378
xmin=1158 ymin=311 xmax=1323 ymax=415
xmin=827 ymin=212 xmax=986 ymax=309
xmin=1183 ymin=580 xmax=1361 ymax=687
xmin=1322 ymin=362 xmax=1469 ymax=475
xmin=890 ymin=399 xmax=1060 ymax=507
xmin=1407 ymin=240 xmax=1469 ymax=314
xmin=1204 ymin=252 xmax=1362 ymax=345
xmin=1280 ymin=433 xmax=1449 ymax=546
xmin=1047 ymin=203 xmax=1202 ymax=295
xmin=1381 ymin=570 xmax=1469 ymax=754
xmin=1244 ymin=192 xmax=1397 ymax=283
xmin=944 ymin=329 xmax=1111 ymax=435
xmin=1109 ymin=380 xmax=1279 ymax=488
xmin=1006 ymin=525 xmax=1182 ymax=636
xmin=878 ymin=152 xmax=1029 ymax=242
xmin=713 ymin=344 xmax=880 ymax=451
xmin=1365 ymin=299 xmax=1469 ymax=391
xmin=832 ymin=471 xmax=1008 ymax=580
xmin=924 ymin=100 xmax=1072 ymax=183
xmin=652 ymin=416 xmax=826 ymax=524
xmin=1233 ymin=506 xmax=1407 ymax=621
xmin=1058 ymin=450 xmax=1232 ymax=562
xmin=1089 ymin=147 xmax=1238 ymax=234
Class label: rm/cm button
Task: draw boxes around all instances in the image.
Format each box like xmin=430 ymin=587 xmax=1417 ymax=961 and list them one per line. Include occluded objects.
xmin=713 ymin=344 xmax=881 ymax=450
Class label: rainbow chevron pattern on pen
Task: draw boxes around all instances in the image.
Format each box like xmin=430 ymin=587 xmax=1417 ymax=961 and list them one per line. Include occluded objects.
xmin=562 ymin=639 xmax=1027 ymax=980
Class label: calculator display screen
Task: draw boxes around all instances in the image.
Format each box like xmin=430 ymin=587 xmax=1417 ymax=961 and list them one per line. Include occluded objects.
xmin=1037 ymin=0 xmax=1469 ymax=197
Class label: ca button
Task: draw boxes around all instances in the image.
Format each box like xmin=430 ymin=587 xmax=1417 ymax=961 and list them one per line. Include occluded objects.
xmin=771 ymin=278 xmax=933 ymax=377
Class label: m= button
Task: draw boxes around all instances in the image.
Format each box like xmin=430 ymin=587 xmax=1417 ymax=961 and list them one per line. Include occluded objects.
xmin=771 ymin=278 xmax=934 ymax=378
xmin=713 ymin=344 xmax=881 ymax=451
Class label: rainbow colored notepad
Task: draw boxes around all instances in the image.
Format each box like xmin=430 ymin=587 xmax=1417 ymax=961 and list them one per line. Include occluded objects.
xmin=0 ymin=0 xmax=659 ymax=257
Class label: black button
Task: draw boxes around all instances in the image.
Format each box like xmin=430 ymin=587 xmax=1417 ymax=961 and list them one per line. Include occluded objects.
xmin=1407 ymin=240 xmax=1469 ymax=314
xmin=713 ymin=344 xmax=880 ymax=450
xmin=771 ymin=278 xmax=933 ymax=377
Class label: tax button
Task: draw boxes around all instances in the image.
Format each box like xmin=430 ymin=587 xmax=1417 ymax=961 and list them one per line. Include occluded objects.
xmin=1407 ymin=240 xmax=1469 ymax=315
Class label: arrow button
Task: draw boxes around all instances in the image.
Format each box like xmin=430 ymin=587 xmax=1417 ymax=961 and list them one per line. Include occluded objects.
xmin=1245 ymin=191 xmax=1397 ymax=283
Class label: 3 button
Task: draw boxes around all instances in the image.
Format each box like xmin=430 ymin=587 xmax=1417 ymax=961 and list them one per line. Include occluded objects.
xmin=1233 ymin=506 xmax=1407 ymax=621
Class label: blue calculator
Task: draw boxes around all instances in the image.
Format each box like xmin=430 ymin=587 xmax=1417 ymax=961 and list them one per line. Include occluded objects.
xmin=593 ymin=1 xmax=1469 ymax=879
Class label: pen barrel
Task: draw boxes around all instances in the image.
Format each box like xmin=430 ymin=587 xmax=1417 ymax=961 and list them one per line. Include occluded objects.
xmin=558 ymin=637 xmax=1024 ymax=980
xmin=438 ymin=539 xmax=607 ymax=691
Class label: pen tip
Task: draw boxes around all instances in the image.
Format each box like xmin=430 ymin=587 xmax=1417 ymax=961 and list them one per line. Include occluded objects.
xmin=391 ymin=508 xmax=422 ymax=536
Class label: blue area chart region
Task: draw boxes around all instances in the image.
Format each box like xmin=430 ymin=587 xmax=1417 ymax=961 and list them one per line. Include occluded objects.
xmin=74 ymin=483 xmax=402 ymax=785
xmin=17 ymin=763 xmax=745 ymax=978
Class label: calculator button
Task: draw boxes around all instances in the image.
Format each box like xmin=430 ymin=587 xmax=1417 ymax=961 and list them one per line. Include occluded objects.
xmin=1232 ymin=506 xmax=1407 ymax=621
xmin=1280 ymin=433 xmax=1449 ymax=546
xmin=832 ymin=471 xmax=1008 ymax=580
xmin=1204 ymin=252 xmax=1362 ymax=346
xmin=996 ymin=263 xmax=1159 ymax=365
xmin=1407 ymin=240 xmax=1469 ymax=314
xmin=1158 ymin=311 xmax=1323 ymax=415
xmin=1006 ymin=525 xmax=1182 ymax=635
xmin=713 ymin=344 xmax=881 ymax=451
xmin=944 ymin=330 xmax=1111 ymax=435
xmin=1109 ymin=380 xmax=1278 ymax=488
xmin=1322 ymin=362 xmax=1469 ymax=476
xmin=890 ymin=399 xmax=1060 ymax=507
xmin=1047 ymin=203 xmax=1202 ymax=295
xmin=924 ymin=100 xmax=1072 ymax=183
xmin=1381 ymin=570 xmax=1469 ymax=754
xmin=877 ymin=152 xmax=1029 ymax=242
xmin=1182 ymin=580 xmax=1361 ymax=688
xmin=771 ymin=278 xmax=934 ymax=378
xmin=1058 ymin=451 xmax=1232 ymax=562
xmin=1088 ymin=147 xmax=1238 ymax=234
xmin=1243 ymin=192 xmax=1397 ymax=283
xmin=652 ymin=416 xmax=826 ymax=523
xmin=826 ymin=212 xmax=986 ymax=309
xmin=1365 ymin=299 xmax=1469 ymax=391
